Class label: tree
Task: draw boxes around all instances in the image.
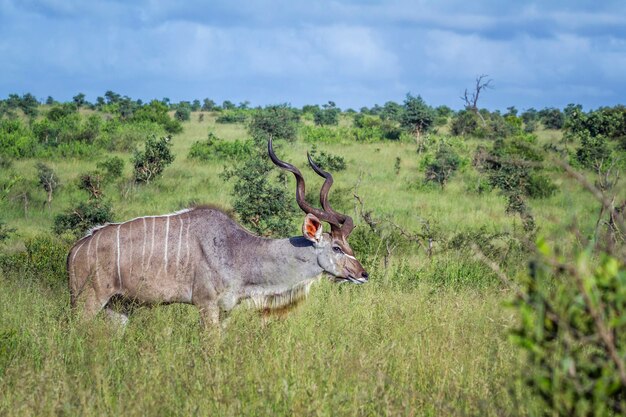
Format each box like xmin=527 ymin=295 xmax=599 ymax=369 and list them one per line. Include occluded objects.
xmin=314 ymin=101 xmax=340 ymax=126
xmin=132 ymin=136 xmax=175 ymax=184
xmin=248 ymin=104 xmax=299 ymax=144
xmin=73 ymin=93 xmax=86 ymax=109
xmin=401 ymin=94 xmax=435 ymax=148
xmin=104 ymin=90 xmax=121 ymax=105
xmin=202 ymin=98 xmax=217 ymax=111
xmin=174 ymin=106 xmax=191 ymax=122
xmin=19 ymin=93 xmax=39 ymax=118
xmin=36 ymin=162 xmax=60 ymax=209
xmin=461 ymin=75 xmax=493 ymax=126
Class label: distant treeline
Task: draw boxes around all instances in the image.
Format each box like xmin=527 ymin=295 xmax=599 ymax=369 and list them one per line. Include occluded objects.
xmin=1 ymin=91 xmax=625 ymax=159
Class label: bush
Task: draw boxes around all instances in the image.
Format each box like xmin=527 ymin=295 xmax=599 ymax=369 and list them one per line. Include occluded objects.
xmin=0 ymin=233 xmax=71 ymax=287
xmin=188 ymin=133 xmax=252 ymax=162
xmin=221 ymin=142 xmax=296 ymax=237
xmin=0 ymin=220 xmax=16 ymax=242
xmin=475 ymin=137 xmax=556 ymax=232
xmin=451 ymin=110 xmax=481 ymax=137
xmin=216 ymin=110 xmax=248 ymax=124
xmin=314 ymin=102 xmax=340 ymax=126
xmin=575 ymin=133 xmax=612 ymax=171
xmin=132 ymin=136 xmax=175 ymax=184
xmin=132 ymin=100 xmax=182 ymax=134
xmin=97 ymin=156 xmax=125 ymax=181
xmin=100 ymin=119 xmax=165 ymax=151
xmin=78 ymin=171 xmax=105 ymax=199
xmin=53 ymin=200 xmax=114 ymax=236
xmin=513 ymin=225 xmax=626 ymax=416
xmin=174 ymin=107 xmax=191 ymax=122
xmin=0 ymin=119 xmax=39 ymax=158
xmin=301 ymin=125 xmax=349 ymax=144
xmin=539 ymin=107 xmax=565 ymax=130
xmin=248 ymin=105 xmax=299 ymax=143
xmin=308 ymin=146 xmax=346 ymax=172
xmin=424 ymin=144 xmax=461 ymax=188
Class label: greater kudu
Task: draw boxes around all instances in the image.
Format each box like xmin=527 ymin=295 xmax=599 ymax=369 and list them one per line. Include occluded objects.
xmin=67 ymin=139 xmax=367 ymax=326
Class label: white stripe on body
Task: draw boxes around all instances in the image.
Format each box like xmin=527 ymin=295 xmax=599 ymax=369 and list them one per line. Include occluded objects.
xmin=147 ymin=217 xmax=156 ymax=271
xmin=71 ymin=240 xmax=88 ymax=283
xmin=116 ymin=225 xmax=122 ymax=288
xmin=94 ymin=231 xmax=101 ymax=283
xmin=164 ymin=215 xmax=170 ymax=270
xmin=141 ymin=217 xmax=146 ymax=275
xmin=184 ymin=213 xmax=191 ymax=270
xmin=176 ymin=216 xmax=183 ymax=277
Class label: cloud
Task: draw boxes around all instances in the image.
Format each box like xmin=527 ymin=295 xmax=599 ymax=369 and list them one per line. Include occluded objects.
xmin=0 ymin=0 xmax=625 ymax=109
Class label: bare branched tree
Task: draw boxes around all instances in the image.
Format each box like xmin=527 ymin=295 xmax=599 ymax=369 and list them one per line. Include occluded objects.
xmin=461 ymin=75 xmax=493 ymax=126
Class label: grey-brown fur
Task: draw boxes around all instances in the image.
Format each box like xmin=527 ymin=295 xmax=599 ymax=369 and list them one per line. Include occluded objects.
xmin=68 ymin=206 xmax=365 ymax=326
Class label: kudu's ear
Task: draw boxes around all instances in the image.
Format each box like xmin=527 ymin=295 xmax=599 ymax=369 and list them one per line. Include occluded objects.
xmin=302 ymin=213 xmax=323 ymax=243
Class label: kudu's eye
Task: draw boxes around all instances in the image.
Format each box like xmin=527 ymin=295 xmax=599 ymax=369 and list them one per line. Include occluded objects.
xmin=332 ymin=246 xmax=343 ymax=254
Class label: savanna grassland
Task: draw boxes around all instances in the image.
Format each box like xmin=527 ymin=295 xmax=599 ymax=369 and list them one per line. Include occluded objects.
xmin=0 ymin=99 xmax=624 ymax=416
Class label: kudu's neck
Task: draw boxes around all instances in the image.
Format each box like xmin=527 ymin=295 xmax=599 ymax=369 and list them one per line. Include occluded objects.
xmin=242 ymin=234 xmax=324 ymax=288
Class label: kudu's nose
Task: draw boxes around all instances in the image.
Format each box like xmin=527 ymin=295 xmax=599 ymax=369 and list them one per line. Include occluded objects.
xmin=361 ymin=271 xmax=369 ymax=282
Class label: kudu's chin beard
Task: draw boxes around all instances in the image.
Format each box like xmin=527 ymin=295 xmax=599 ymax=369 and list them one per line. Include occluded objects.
xmin=324 ymin=272 xmax=367 ymax=285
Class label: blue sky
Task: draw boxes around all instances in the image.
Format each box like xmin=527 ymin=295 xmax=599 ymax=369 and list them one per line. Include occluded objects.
xmin=1 ymin=0 xmax=625 ymax=111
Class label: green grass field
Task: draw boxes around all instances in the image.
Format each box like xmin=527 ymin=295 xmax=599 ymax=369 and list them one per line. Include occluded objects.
xmin=0 ymin=112 xmax=617 ymax=416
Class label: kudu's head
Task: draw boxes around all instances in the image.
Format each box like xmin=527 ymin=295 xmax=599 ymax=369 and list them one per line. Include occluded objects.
xmin=268 ymin=139 xmax=368 ymax=284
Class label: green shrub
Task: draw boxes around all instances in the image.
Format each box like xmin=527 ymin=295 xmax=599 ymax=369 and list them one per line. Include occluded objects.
xmin=53 ymin=200 xmax=114 ymax=236
xmin=221 ymin=141 xmax=296 ymax=237
xmin=0 ymin=220 xmax=15 ymax=242
xmin=308 ymin=146 xmax=346 ymax=172
xmin=575 ymin=133 xmax=611 ymax=170
xmin=174 ymin=107 xmax=191 ymax=122
xmin=0 ymin=233 xmax=71 ymax=287
xmin=78 ymin=171 xmax=105 ymax=199
xmin=314 ymin=102 xmax=340 ymax=126
xmin=301 ymin=125 xmax=350 ymax=144
xmin=132 ymin=136 xmax=175 ymax=184
xmin=216 ymin=110 xmax=248 ymax=124
xmin=513 ymin=233 xmax=626 ymax=416
xmin=0 ymin=119 xmax=39 ymax=158
xmin=132 ymin=100 xmax=182 ymax=134
xmin=248 ymin=105 xmax=299 ymax=143
xmin=100 ymin=120 xmax=165 ymax=151
xmin=424 ymin=144 xmax=461 ymax=188
xmin=188 ymin=133 xmax=252 ymax=162
xmin=97 ymin=156 xmax=125 ymax=181
xmin=475 ymin=137 xmax=556 ymax=232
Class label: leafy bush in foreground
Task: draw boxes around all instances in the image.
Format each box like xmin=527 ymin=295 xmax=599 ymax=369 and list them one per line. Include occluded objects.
xmin=514 ymin=227 xmax=626 ymax=415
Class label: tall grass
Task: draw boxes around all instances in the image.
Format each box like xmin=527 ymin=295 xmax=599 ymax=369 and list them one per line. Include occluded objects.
xmin=0 ymin=272 xmax=535 ymax=416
